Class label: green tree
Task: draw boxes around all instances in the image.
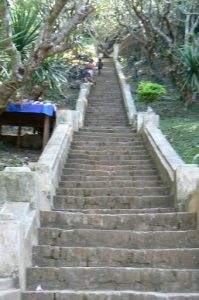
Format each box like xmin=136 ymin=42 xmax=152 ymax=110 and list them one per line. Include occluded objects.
xmin=0 ymin=0 xmax=93 ymax=110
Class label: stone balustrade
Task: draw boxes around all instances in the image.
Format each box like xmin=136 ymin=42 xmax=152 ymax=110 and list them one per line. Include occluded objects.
xmin=0 ymin=82 xmax=91 ymax=292
xmin=113 ymin=44 xmax=199 ymax=227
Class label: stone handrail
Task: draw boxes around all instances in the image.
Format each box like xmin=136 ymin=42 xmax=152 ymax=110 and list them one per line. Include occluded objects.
xmin=0 ymin=82 xmax=91 ymax=291
xmin=113 ymin=43 xmax=199 ymax=226
xmin=113 ymin=44 xmax=137 ymax=125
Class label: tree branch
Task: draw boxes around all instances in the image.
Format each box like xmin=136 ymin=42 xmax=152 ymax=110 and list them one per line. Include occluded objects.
xmin=0 ymin=0 xmax=23 ymax=81
xmin=51 ymin=4 xmax=93 ymax=46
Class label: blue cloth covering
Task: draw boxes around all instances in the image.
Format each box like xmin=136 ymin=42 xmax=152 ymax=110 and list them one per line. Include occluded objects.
xmin=7 ymin=103 xmax=56 ymax=117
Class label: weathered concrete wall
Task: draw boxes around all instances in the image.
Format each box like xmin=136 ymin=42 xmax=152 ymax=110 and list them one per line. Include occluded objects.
xmin=176 ymin=165 xmax=199 ymax=225
xmin=113 ymin=44 xmax=199 ymax=227
xmin=0 ymin=167 xmax=40 ymax=207
xmin=76 ymin=84 xmax=91 ymax=128
xmin=113 ymin=44 xmax=137 ymax=125
xmin=136 ymin=111 xmax=199 ymax=227
xmin=0 ymin=202 xmax=38 ymax=290
xmin=56 ymin=110 xmax=79 ymax=131
xmin=34 ymin=123 xmax=73 ymax=210
xmin=0 ymin=83 xmax=91 ymax=293
xmin=137 ymin=111 xmax=184 ymax=189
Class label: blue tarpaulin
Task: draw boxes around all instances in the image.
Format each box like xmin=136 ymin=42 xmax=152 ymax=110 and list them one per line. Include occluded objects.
xmin=7 ymin=103 xmax=56 ymax=117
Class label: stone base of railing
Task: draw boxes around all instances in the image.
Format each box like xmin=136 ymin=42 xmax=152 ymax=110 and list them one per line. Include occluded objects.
xmin=113 ymin=43 xmax=199 ymax=228
xmin=0 ymin=83 xmax=91 ymax=291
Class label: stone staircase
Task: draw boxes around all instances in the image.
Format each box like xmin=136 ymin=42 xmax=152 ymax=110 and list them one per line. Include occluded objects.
xmin=22 ymin=60 xmax=199 ymax=299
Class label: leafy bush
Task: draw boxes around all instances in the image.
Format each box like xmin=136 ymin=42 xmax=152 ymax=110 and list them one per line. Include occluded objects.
xmin=137 ymin=81 xmax=166 ymax=103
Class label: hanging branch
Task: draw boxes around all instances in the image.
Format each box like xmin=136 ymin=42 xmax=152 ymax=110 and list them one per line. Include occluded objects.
xmin=0 ymin=0 xmax=94 ymax=109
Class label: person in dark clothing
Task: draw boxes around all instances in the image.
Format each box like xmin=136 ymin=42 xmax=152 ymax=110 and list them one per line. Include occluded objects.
xmin=97 ymin=58 xmax=103 ymax=75
xmin=80 ymin=70 xmax=96 ymax=84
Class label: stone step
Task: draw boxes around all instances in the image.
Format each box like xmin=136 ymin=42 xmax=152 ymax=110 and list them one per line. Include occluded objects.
xmin=85 ymin=112 xmax=126 ymax=115
xmin=40 ymin=211 xmax=196 ymax=231
xmin=79 ymin=127 xmax=134 ymax=132
xmin=84 ymin=118 xmax=127 ymax=122
xmin=56 ymin=187 xmax=170 ymax=197
xmin=60 ymin=175 xmax=161 ymax=182
xmin=91 ymin=93 xmax=122 ymax=96
xmin=84 ymin=118 xmax=127 ymax=123
xmin=21 ymin=290 xmax=199 ymax=300
xmin=90 ymin=92 xmax=122 ymax=96
xmin=84 ymin=123 xmax=129 ymax=126
xmin=84 ymin=119 xmax=127 ymax=122
xmin=53 ymin=195 xmax=173 ymax=210
xmin=38 ymin=228 xmax=199 ymax=249
xmin=63 ymin=164 xmax=156 ymax=171
xmin=32 ymin=246 xmax=199 ymax=269
xmin=54 ymin=208 xmax=175 ymax=214
xmin=70 ymin=145 xmax=147 ymax=151
xmin=25 ymin=267 xmax=199 ymax=292
xmin=65 ymin=160 xmax=154 ymax=167
xmin=69 ymin=150 xmax=149 ymax=156
xmin=68 ymin=154 xmax=150 ymax=160
xmin=86 ymin=111 xmax=125 ymax=114
xmin=62 ymin=168 xmax=158 ymax=176
xmin=84 ymin=120 xmax=128 ymax=123
xmin=58 ymin=180 xmax=164 ymax=189
xmin=84 ymin=120 xmax=127 ymax=123
xmin=71 ymin=141 xmax=144 ymax=147
xmin=74 ymin=135 xmax=139 ymax=141
xmin=74 ymin=131 xmax=137 ymax=137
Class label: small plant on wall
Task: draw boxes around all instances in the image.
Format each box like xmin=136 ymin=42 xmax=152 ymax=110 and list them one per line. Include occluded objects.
xmin=137 ymin=81 xmax=166 ymax=103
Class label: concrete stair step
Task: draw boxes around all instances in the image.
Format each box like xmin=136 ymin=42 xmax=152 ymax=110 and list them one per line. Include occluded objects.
xmin=91 ymin=93 xmax=122 ymax=96
xmin=62 ymin=168 xmax=158 ymax=176
xmin=84 ymin=119 xmax=127 ymax=122
xmin=56 ymin=186 xmax=170 ymax=197
xmin=54 ymin=208 xmax=175 ymax=214
xmin=53 ymin=195 xmax=173 ymax=209
xmin=71 ymin=141 xmax=144 ymax=147
xmin=86 ymin=111 xmax=125 ymax=114
xmin=58 ymin=180 xmax=164 ymax=188
xmin=65 ymin=160 xmax=154 ymax=166
xmin=40 ymin=211 xmax=196 ymax=231
xmin=84 ymin=115 xmax=126 ymax=118
xmin=33 ymin=246 xmax=199 ymax=269
xmin=25 ymin=267 xmax=199 ymax=292
xmin=84 ymin=123 xmax=129 ymax=126
xmin=74 ymin=132 xmax=138 ymax=137
xmin=79 ymin=127 xmax=134 ymax=132
xmin=69 ymin=150 xmax=148 ymax=156
xmin=70 ymin=146 xmax=147 ymax=151
xmin=60 ymin=175 xmax=161 ymax=182
xmin=63 ymin=163 xmax=156 ymax=171
xmin=84 ymin=118 xmax=127 ymax=122
xmin=21 ymin=290 xmax=199 ymax=300
xmin=38 ymin=228 xmax=199 ymax=249
xmin=68 ymin=154 xmax=150 ymax=160
xmin=74 ymin=136 xmax=140 ymax=142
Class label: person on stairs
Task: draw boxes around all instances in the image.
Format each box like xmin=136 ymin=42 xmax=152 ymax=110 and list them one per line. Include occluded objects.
xmin=97 ymin=58 xmax=103 ymax=75
xmin=81 ymin=69 xmax=96 ymax=84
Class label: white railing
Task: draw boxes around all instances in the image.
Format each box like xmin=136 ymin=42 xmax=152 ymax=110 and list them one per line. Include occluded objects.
xmin=113 ymin=44 xmax=199 ymax=226
xmin=113 ymin=44 xmax=137 ymax=125
xmin=0 ymin=82 xmax=91 ymax=292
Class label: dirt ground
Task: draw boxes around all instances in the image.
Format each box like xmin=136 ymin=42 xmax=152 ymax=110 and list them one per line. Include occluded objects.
xmin=0 ymin=126 xmax=42 ymax=170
